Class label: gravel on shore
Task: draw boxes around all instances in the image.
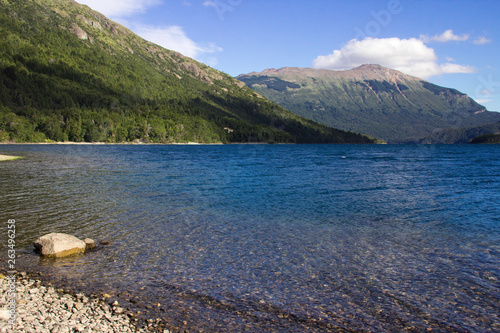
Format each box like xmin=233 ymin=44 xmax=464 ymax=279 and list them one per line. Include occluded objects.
xmin=0 ymin=272 xmax=173 ymax=333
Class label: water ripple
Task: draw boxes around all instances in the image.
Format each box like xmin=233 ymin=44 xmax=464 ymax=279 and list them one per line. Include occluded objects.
xmin=1 ymin=144 xmax=499 ymax=332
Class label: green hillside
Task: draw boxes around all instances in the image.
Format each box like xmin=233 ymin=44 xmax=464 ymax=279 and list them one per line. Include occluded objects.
xmin=0 ymin=0 xmax=376 ymax=144
xmin=469 ymin=133 xmax=500 ymax=144
xmin=418 ymin=122 xmax=500 ymax=144
xmin=238 ymin=65 xmax=500 ymax=143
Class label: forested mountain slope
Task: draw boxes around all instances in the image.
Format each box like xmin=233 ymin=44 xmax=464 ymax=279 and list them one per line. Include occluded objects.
xmin=418 ymin=122 xmax=500 ymax=144
xmin=469 ymin=133 xmax=500 ymax=144
xmin=0 ymin=0 xmax=376 ymax=144
xmin=238 ymin=65 xmax=500 ymax=143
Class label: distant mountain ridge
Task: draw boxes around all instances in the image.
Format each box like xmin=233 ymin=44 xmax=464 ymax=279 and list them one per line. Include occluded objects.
xmin=418 ymin=121 xmax=500 ymax=144
xmin=238 ymin=65 xmax=500 ymax=143
xmin=0 ymin=0 xmax=376 ymax=144
xmin=469 ymin=133 xmax=500 ymax=144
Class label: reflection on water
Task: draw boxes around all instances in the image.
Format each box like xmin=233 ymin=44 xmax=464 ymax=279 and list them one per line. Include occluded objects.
xmin=0 ymin=144 xmax=499 ymax=332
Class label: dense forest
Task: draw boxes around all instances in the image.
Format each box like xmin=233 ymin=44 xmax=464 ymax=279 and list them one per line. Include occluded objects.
xmin=469 ymin=133 xmax=500 ymax=144
xmin=417 ymin=122 xmax=500 ymax=144
xmin=0 ymin=0 xmax=376 ymax=144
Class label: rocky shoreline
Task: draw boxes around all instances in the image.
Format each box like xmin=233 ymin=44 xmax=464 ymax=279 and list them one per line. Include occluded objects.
xmin=0 ymin=271 xmax=174 ymax=333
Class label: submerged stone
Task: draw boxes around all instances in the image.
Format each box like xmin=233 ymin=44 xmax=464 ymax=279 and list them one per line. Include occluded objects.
xmin=34 ymin=233 xmax=86 ymax=258
xmin=84 ymin=238 xmax=96 ymax=250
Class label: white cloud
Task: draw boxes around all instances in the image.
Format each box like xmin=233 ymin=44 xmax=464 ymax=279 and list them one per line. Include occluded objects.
xmin=75 ymin=0 xmax=160 ymax=18
xmin=312 ymin=37 xmax=476 ymax=79
xmin=475 ymin=99 xmax=493 ymax=104
xmin=474 ymin=36 xmax=492 ymax=45
xmin=420 ymin=29 xmax=469 ymax=43
xmin=134 ymin=24 xmax=222 ymax=61
xmin=480 ymin=89 xmax=494 ymax=95
xmin=75 ymin=1 xmax=221 ymax=63
xmin=438 ymin=63 xmax=476 ymax=75
xmin=203 ymin=1 xmax=217 ymax=8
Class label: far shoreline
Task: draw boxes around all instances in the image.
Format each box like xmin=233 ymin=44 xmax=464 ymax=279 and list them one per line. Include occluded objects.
xmin=0 ymin=141 xmax=380 ymax=146
xmin=0 ymin=141 xmax=225 ymax=145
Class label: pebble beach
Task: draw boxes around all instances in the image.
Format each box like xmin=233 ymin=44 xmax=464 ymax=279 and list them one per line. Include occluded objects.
xmin=0 ymin=272 xmax=173 ymax=333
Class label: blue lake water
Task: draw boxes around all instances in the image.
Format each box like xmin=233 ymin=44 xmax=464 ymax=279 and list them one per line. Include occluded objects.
xmin=1 ymin=144 xmax=499 ymax=332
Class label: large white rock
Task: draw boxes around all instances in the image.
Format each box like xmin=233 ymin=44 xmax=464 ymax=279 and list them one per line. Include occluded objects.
xmin=34 ymin=233 xmax=86 ymax=258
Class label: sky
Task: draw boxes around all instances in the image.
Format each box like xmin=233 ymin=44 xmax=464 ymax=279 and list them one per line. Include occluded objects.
xmin=74 ymin=0 xmax=500 ymax=112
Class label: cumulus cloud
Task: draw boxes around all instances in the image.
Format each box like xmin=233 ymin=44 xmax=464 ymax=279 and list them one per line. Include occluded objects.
xmin=474 ymin=36 xmax=492 ymax=45
xmin=420 ymin=29 xmax=469 ymax=43
xmin=312 ymin=37 xmax=475 ymax=79
xmin=134 ymin=25 xmax=222 ymax=61
xmin=75 ymin=0 xmax=160 ymax=18
xmin=75 ymin=1 xmax=221 ymax=63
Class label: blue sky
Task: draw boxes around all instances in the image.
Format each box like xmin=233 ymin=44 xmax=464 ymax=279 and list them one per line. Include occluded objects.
xmin=75 ymin=0 xmax=500 ymax=112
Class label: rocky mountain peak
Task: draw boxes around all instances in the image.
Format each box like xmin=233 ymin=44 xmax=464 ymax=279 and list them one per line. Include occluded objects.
xmin=243 ymin=65 xmax=421 ymax=85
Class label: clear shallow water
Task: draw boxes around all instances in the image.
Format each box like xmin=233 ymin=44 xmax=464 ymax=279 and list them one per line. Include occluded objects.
xmin=0 ymin=144 xmax=499 ymax=332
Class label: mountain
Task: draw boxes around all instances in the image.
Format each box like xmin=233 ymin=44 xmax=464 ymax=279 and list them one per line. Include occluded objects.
xmin=237 ymin=65 xmax=500 ymax=143
xmin=469 ymin=133 xmax=500 ymax=144
xmin=418 ymin=121 xmax=500 ymax=144
xmin=0 ymin=0 xmax=377 ymax=144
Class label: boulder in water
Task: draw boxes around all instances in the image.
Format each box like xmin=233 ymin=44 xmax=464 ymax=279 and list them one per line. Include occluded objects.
xmin=34 ymin=233 xmax=86 ymax=258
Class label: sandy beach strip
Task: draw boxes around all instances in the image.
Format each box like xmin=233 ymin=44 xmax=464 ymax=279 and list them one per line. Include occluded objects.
xmin=0 ymin=155 xmax=22 ymax=161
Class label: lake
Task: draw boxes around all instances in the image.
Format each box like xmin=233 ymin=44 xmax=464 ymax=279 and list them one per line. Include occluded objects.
xmin=0 ymin=144 xmax=499 ymax=332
